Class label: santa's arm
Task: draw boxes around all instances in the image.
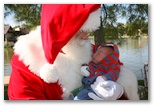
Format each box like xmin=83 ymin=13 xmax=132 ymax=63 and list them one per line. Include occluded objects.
xmin=8 ymin=55 xmax=63 ymax=100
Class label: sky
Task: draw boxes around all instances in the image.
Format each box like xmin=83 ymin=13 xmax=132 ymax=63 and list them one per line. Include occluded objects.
xmin=4 ymin=13 xmax=19 ymax=27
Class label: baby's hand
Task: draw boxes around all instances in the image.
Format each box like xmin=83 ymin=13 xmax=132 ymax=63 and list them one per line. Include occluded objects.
xmin=80 ymin=65 xmax=90 ymax=77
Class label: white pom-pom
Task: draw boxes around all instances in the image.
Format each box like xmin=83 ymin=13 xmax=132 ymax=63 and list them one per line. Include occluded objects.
xmin=39 ymin=63 xmax=59 ymax=83
xmin=80 ymin=8 xmax=100 ymax=32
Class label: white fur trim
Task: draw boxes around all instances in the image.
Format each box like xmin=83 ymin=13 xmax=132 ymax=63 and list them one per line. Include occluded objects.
xmin=117 ymin=66 xmax=139 ymax=100
xmin=13 ymin=26 xmax=47 ymax=76
xmin=14 ymin=26 xmax=59 ymax=83
xmin=39 ymin=63 xmax=59 ymax=83
xmin=80 ymin=8 xmax=100 ymax=32
xmin=13 ymin=26 xmax=92 ymax=99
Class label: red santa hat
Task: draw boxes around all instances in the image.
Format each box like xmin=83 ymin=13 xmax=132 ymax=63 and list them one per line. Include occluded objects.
xmin=40 ymin=4 xmax=101 ymax=83
xmin=41 ymin=4 xmax=101 ymax=64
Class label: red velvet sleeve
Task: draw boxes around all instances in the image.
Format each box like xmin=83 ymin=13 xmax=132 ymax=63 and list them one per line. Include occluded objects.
xmin=8 ymin=55 xmax=63 ymax=100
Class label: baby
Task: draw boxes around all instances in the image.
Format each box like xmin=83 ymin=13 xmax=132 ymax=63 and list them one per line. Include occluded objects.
xmin=74 ymin=42 xmax=123 ymax=100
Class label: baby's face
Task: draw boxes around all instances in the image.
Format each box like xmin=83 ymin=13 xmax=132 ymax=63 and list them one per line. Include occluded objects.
xmin=92 ymin=47 xmax=113 ymax=64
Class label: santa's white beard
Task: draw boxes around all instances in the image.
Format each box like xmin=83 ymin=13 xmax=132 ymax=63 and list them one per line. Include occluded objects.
xmin=55 ymin=36 xmax=92 ymax=99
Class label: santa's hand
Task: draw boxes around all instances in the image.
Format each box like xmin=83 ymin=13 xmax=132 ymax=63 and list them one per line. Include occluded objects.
xmin=91 ymin=80 xmax=124 ymax=100
xmin=81 ymin=66 xmax=90 ymax=76
xmin=100 ymin=81 xmax=124 ymax=100
xmin=96 ymin=76 xmax=106 ymax=83
xmin=40 ymin=63 xmax=59 ymax=83
xmin=88 ymin=92 xmax=104 ymax=100
xmin=91 ymin=81 xmax=113 ymax=99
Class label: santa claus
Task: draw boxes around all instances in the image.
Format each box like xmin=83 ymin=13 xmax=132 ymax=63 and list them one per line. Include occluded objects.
xmin=8 ymin=4 xmax=139 ymax=100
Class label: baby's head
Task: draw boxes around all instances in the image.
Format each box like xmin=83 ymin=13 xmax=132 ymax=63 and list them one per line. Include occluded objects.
xmin=92 ymin=44 xmax=114 ymax=64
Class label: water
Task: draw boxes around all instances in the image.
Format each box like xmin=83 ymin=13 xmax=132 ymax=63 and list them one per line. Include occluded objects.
xmin=4 ymin=37 xmax=148 ymax=79
xmin=117 ymin=37 xmax=148 ymax=79
xmin=4 ymin=48 xmax=14 ymax=76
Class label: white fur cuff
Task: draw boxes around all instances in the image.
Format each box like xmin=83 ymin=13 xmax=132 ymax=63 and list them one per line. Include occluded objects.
xmin=39 ymin=63 xmax=59 ymax=83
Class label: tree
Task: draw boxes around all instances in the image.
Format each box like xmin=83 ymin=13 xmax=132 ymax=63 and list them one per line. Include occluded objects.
xmin=4 ymin=4 xmax=148 ymax=43
xmin=126 ymin=19 xmax=148 ymax=36
xmin=126 ymin=4 xmax=148 ymax=23
xmin=94 ymin=4 xmax=148 ymax=44
xmin=4 ymin=4 xmax=41 ymax=30
xmin=117 ymin=23 xmax=125 ymax=36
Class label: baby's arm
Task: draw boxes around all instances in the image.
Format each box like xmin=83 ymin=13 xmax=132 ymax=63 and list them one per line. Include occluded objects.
xmin=103 ymin=64 xmax=120 ymax=81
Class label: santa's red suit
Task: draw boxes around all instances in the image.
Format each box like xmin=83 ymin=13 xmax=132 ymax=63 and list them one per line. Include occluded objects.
xmin=9 ymin=54 xmax=63 ymax=100
xmin=8 ymin=4 xmax=139 ymax=100
xmin=8 ymin=4 xmax=101 ymax=100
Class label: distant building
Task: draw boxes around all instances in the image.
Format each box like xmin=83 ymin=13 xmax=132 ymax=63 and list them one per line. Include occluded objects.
xmin=4 ymin=25 xmax=16 ymax=43
xmin=19 ymin=28 xmax=30 ymax=35
xmin=4 ymin=25 xmax=30 ymax=45
xmin=14 ymin=27 xmax=30 ymax=35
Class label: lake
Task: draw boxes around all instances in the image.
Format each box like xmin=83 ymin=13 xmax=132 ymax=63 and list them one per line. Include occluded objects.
xmin=4 ymin=37 xmax=148 ymax=80
xmin=117 ymin=37 xmax=148 ymax=79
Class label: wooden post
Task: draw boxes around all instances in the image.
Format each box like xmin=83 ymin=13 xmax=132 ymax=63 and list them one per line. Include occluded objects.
xmin=141 ymin=69 xmax=144 ymax=80
xmin=144 ymin=63 xmax=148 ymax=92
